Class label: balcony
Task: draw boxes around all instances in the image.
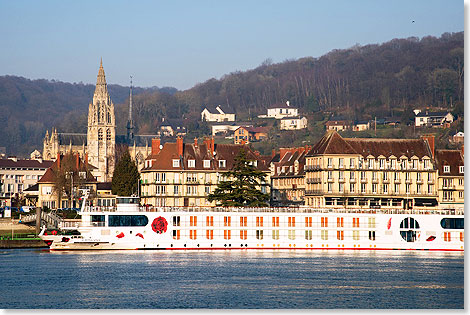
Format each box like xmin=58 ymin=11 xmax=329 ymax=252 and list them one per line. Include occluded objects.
xmin=442 ymin=185 xmax=456 ymax=190
xmin=305 ymin=190 xmax=323 ymax=195
xmin=306 ymin=178 xmax=321 ymax=184
xmin=338 ymin=178 xmax=345 ymax=183
xmin=360 ymin=178 xmax=367 ymax=183
xmin=349 ymin=178 xmax=356 ymax=183
xmin=327 ymin=178 xmax=334 ymax=182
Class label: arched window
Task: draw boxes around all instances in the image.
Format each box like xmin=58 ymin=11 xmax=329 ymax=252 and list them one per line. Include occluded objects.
xmin=98 ymin=128 xmax=103 ymax=141
xmin=107 ymin=111 xmax=111 ymax=124
xmin=106 ymin=129 xmax=111 ymax=141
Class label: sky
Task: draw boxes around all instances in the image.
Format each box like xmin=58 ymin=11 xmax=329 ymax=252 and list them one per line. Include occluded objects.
xmin=0 ymin=0 xmax=464 ymax=90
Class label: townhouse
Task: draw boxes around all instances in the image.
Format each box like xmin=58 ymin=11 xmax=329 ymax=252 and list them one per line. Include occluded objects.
xmin=140 ymin=137 xmax=271 ymax=207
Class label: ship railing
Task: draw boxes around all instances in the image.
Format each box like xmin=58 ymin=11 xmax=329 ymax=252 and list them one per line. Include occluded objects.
xmin=132 ymin=206 xmax=464 ymax=216
xmin=80 ymin=204 xmax=464 ymax=216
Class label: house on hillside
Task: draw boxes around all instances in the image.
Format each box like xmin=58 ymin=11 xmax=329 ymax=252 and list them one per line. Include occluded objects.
xmin=280 ymin=116 xmax=308 ymax=130
xmin=352 ymin=121 xmax=370 ymax=131
xmin=201 ymin=105 xmax=236 ymax=122
xmin=157 ymin=118 xmax=187 ymax=137
xmin=325 ymin=120 xmax=351 ymax=131
xmin=415 ymin=111 xmax=454 ymax=128
xmin=258 ymin=101 xmax=298 ymax=119
xmin=451 ymin=131 xmax=464 ymax=144
xmin=210 ymin=122 xmax=252 ymax=136
xmin=233 ymin=126 xmax=269 ymax=144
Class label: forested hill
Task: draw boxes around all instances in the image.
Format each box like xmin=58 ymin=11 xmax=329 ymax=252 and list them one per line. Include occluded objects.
xmin=0 ymin=76 xmax=176 ymax=156
xmin=130 ymin=32 xmax=463 ymax=137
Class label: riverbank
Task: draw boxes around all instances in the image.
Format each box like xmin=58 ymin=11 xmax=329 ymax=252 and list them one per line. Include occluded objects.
xmin=0 ymin=218 xmax=46 ymax=248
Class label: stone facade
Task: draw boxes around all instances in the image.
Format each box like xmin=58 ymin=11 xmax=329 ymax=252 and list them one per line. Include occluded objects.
xmin=86 ymin=60 xmax=116 ymax=182
xmin=42 ymin=60 xmax=117 ymax=182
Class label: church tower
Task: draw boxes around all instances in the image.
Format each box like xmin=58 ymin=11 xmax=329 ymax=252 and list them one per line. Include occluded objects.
xmin=126 ymin=76 xmax=135 ymax=144
xmin=87 ymin=59 xmax=116 ymax=182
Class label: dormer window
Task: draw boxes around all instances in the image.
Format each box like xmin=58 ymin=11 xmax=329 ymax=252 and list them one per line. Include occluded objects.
xmin=379 ymin=159 xmax=385 ymax=169
xmin=412 ymin=159 xmax=417 ymax=170
xmin=172 ymin=159 xmax=180 ymax=168
xmin=203 ymin=160 xmax=210 ymax=168
xmin=79 ymin=172 xmax=86 ymax=179
xmin=188 ymin=160 xmax=196 ymax=168
xmin=219 ymin=160 xmax=226 ymax=168
xmin=444 ymin=165 xmax=450 ymax=173
xmin=424 ymin=159 xmax=429 ymax=169
xmin=459 ymin=166 xmax=464 ymax=174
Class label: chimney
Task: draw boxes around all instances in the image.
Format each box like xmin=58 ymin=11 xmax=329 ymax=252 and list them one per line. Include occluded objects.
xmin=57 ymin=153 xmax=61 ymax=169
xmin=210 ymin=136 xmax=215 ymax=155
xmin=461 ymin=144 xmax=464 ymax=157
xmin=421 ymin=134 xmax=435 ymax=158
xmin=76 ymin=153 xmax=79 ymax=171
xmin=203 ymin=137 xmax=210 ymax=150
xmin=271 ymin=149 xmax=276 ymax=157
xmin=151 ymin=138 xmax=161 ymax=156
xmin=194 ymin=138 xmax=198 ymax=148
xmin=85 ymin=153 xmax=88 ymax=167
xmin=177 ymin=136 xmax=183 ymax=157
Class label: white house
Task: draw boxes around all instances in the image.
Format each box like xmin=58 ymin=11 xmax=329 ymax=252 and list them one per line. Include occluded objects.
xmin=415 ymin=111 xmax=454 ymax=127
xmin=259 ymin=101 xmax=298 ymax=119
xmin=280 ymin=116 xmax=308 ymax=130
xmin=201 ymin=105 xmax=235 ymax=122
xmin=211 ymin=122 xmax=252 ymax=136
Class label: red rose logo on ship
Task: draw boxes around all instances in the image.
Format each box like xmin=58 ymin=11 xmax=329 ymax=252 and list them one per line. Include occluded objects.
xmin=151 ymin=217 xmax=168 ymax=234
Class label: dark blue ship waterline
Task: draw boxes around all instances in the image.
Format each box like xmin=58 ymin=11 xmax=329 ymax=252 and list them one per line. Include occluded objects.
xmin=0 ymin=249 xmax=463 ymax=309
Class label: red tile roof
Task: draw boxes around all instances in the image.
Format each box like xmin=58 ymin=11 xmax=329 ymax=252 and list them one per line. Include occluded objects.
xmin=434 ymin=149 xmax=464 ymax=176
xmin=143 ymin=141 xmax=270 ymax=172
xmin=38 ymin=154 xmax=97 ymax=183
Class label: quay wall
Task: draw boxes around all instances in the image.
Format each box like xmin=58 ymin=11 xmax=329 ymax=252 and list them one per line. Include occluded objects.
xmin=0 ymin=240 xmax=47 ymax=249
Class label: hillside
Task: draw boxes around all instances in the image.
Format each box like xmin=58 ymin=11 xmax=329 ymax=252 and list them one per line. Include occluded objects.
xmin=0 ymin=76 xmax=176 ymax=156
xmin=0 ymin=31 xmax=463 ymax=157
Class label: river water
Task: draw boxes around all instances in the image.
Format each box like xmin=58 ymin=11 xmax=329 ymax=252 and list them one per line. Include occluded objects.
xmin=0 ymin=249 xmax=464 ymax=309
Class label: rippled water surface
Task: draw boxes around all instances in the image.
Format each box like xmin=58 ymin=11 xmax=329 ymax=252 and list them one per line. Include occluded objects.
xmin=0 ymin=249 xmax=464 ymax=309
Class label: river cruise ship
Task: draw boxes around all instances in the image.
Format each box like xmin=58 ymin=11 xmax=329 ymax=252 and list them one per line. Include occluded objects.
xmin=39 ymin=196 xmax=464 ymax=251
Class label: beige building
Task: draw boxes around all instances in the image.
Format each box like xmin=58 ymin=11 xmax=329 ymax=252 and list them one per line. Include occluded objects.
xmin=434 ymin=149 xmax=464 ymax=210
xmin=37 ymin=153 xmax=97 ymax=209
xmin=270 ymin=147 xmax=309 ymax=206
xmin=304 ymin=131 xmax=439 ymax=210
xmin=140 ymin=137 xmax=271 ymax=207
xmin=0 ymin=157 xmax=53 ymax=207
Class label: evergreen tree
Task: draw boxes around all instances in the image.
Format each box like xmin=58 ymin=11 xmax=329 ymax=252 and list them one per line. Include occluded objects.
xmin=208 ymin=149 xmax=269 ymax=207
xmin=111 ymin=149 xmax=140 ymax=196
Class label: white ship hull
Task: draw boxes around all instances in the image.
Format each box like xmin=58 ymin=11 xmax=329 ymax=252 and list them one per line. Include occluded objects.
xmin=42 ymin=207 xmax=464 ymax=252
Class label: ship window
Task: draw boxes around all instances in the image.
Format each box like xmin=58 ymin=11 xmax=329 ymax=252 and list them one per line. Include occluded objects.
xmin=369 ymin=231 xmax=376 ymax=241
xmin=399 ymin=217 xmax=420 ymax=242
xmin=172 ymin=216 xmax=181 ymax=226
xmin=108 ymin=215 xmax=148 ymax=227
xmin=91 ymin=215 xmax=105 ymax=227
xmin=440 ymin=218 xmax=464 ymax=229
xmin=256 ymin=230 xmax=263 ymax=240
xmin=288 ymin=229 xmax=295 ymax=240
xmin=272 ymin=230 xmax=280 ymax=240
xmin=305 ymin=230 xmax=312 ymax=240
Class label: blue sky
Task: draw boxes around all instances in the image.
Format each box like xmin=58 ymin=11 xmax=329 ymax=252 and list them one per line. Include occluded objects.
xmin=0 ymin=0 xmax=463 ymax=90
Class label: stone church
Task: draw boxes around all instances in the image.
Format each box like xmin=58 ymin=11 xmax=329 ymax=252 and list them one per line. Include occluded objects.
xmin=42 ymin=60 xmax=152 ymax=182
